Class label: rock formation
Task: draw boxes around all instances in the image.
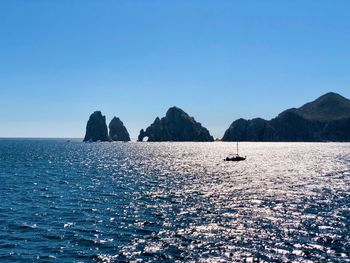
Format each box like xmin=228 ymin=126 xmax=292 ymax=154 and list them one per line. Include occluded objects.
xmin=222 ymin=92 xmax=350 ymax=142
xmin=108 ymin=117 xmax=130 ymax=141
xmin=83 ymin=111 xmax=109 ymax=142
xmin=138 ymin=106 xmax=214 ymax=142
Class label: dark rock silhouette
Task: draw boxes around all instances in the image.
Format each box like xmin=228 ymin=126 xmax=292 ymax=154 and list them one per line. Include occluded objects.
xmin=109 ymin=117 xmax=130 ymax=141
xmin=138 ymin=129 xmax=146 ymax=142
xmin=83 ymin=111 xmax=109 ymax=142
xmin=223 ymin=92 xmax=350 ymax=142
xmin=138 ymin=107 xmax=214 ymax=142
xmin=288 ymin=92 xmax=350 ymax=121
xmin=222 ymin=118 xmax=270 ymax=141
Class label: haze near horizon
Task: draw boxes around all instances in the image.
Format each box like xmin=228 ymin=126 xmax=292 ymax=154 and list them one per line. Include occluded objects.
xmin=0 ymin=1 xmax=349 ymax=138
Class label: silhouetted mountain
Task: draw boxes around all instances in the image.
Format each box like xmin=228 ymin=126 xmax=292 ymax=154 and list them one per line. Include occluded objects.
xmin=138 ymin=107 xmax=214 ymax=142
xmin=285 ymin=92 xmax=350 ymax=121
xmin=83 ymin=111 xmax=109 ymax=142
xmin=222 ymin=118 xmax=269 ymax=141
xmin=222 ymin=92 xmax=350 ymax=142
xmin=109 ymin=117 xmax=130 ymax=141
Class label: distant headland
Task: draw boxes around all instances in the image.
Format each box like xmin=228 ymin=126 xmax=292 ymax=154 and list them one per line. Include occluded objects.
xmin=83 ymin=92 xmax=350 ymax=142
xmin=222 ymin=92 xmax=350 ymax=142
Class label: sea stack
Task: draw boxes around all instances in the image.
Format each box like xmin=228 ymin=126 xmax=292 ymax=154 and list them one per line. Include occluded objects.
xmin=138 ymin=106 xmax=214 ymax=142
xmin=222 ymin=92 xmax=350 ymax=142
xmin=108 ymin=117 xmax=131 ymax=141
xmin=83 ymin=111 xmax=109 ymax=142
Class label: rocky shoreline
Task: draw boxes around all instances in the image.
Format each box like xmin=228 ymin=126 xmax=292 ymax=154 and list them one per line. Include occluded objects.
xmin=83 ymin=92 xmax=350 ymax=142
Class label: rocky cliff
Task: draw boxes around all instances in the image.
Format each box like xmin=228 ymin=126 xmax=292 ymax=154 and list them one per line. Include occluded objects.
xmin=138 ymin=107 xmax=214 ymax=142
xmin=222 ymin=92 xmax=350 ymax=142
xmin=83 ymin=111 xmax=109 ymax=142
xmin=108 ymin=117 xmax=130 ymax=141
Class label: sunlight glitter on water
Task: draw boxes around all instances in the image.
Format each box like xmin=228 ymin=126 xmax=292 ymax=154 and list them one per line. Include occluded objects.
xmin=0 ymin=140 xmax=349 ymax=262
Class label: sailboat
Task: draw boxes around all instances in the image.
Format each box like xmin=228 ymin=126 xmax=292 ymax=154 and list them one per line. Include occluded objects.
xmin=225 ymin=142 xmax=246 ymax=162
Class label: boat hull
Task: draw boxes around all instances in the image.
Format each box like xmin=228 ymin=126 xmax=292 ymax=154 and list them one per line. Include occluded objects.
xmin=224 ymin=156 xmax=246 ymax=162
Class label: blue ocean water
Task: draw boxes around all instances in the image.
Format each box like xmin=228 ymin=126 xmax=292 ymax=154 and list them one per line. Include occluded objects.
xmin=0 ymin=139 xmax=349 ymax=262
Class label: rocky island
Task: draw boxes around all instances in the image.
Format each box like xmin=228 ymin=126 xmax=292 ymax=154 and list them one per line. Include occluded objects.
xmin=222 ymin=92 xmax=350 ymax=142
xmin=83 ymin=111 xmax=109 ymax=142
xmin=83 ymin=93 xmax=350 ymax=142
xmin=109 ymin=117 xmax=130 ymax=141
xmin=138 ymin=107 xmax=214 ymax=142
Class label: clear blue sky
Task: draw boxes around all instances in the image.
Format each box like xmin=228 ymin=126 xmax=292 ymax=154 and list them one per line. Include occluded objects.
xmin=0 ymin=0 xmax=349 ymax=138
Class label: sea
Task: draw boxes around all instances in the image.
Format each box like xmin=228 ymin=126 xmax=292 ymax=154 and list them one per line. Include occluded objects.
xmin=0 ymin=139 xmax=349 ymax=262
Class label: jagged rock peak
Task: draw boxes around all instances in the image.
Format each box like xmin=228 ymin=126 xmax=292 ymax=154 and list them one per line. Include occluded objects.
xmin=138 ymin=106 xmax=214 ymax=142
xmin=83 ymin=111 xmax=109 ymax=142
xmin=166 ymin=106 xmax=186 ymax=117
xmin=108 ymin=117 xmax=130 ymax=141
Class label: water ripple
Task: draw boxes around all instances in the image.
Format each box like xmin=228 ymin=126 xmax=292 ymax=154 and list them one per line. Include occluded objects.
xmin=0 ymin=139 xmax=349 ymax=262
